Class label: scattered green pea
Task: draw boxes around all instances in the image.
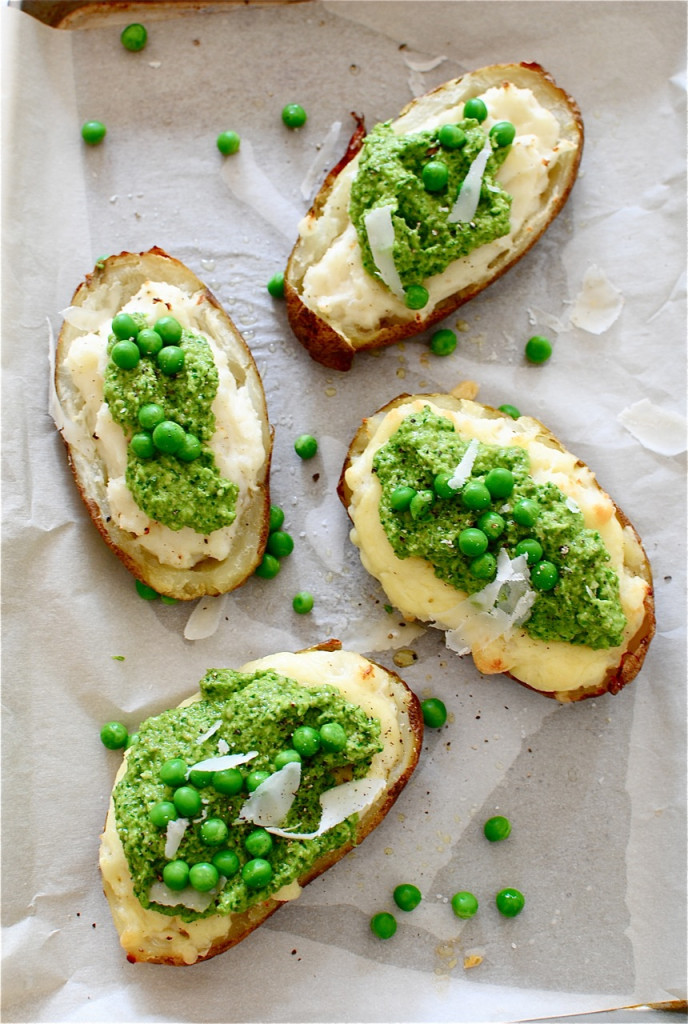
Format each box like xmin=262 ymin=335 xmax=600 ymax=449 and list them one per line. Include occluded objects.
xmin=477 ymin=511 xmax=505 ymax=541
xmin=370 ymin=912 xmax=397 ymax=939
xmin=267 ymin=530 xmax=294 ymax=558
xmin=189 ymin=768 xmax=214 ymax=789
xmin=405 ymin=284 xmax=429 ymax=310
xmin=120 ymin=22 xmax=147 ymax=52
xmin=172 ymin=786 xmax=202 ymax=818
xmin=525 ymin=335 xmax=553 ymax=364
xmin=162 ymin=860 xmax=190 ymax=891
xmin=463 ymin=97 xmax=487 ymax=122
xmin=484 ymin=467 xmax=514 ymax=499
xmin=245 ymin=769 xmax=271 ymax=793
xmin=390 ymin=485 xmax=416 ymax=511
xmin=112 ymin=313 xmax=139 ymax=340
xmin=319 ymin=721 xmax=347 ymax=752
xmin=458 ymin=527 xmax=489 ymax=558
xmin=81 ymin=120 xmax=107 ymax=145
xmin=242 ymin=857 xmax=273 ymax=888
xmin=490 ymin=120 xmax=516 ymax=147
xmin=292 ymin=725 xmax=321 ymax=758
xmin=267 ymin=272 xmax=285 ymax=298
xmin=530 ymin=560 xmax=559 ymax=591
xmin=149 ymin=800 xmax=177 ymax=828
xmin=438 ymin=124 xmax=467 ymax=149
xmin=189 ymin=862 xmax=219 ymax=892
xmin=282 ymin=103 xmax=307 ymax=128
xmin=212 ymin=768 xmax=244 ymax=795
xmin=154 ymin=316 xmax=183 ymax=345
xmin=429 ymin=328 xmax=457 ymax=356
xmin=393 ymin=883 xmax=422 ymax=912
xmin=409 ymin=489 xmax=435 ymax=519
xmin=495 ymin=887 xmax=525 ymax=917
xmin=111 ymin=339 xmax=140 ymax=370
xmin=461 ymin=481 xmax=491 ymax=512
xmin=100 ymin=721 xmax=128 ymax=750
xmin=200 ymin=818 xmax=230 ymax=846
xmin=499 ymin=404 xmax=521 ymax=420
xmin=292 ymin=590 xmax=314 ymax=615
xmin=157 ymin=345 xmax=185 ymax=375
xmin=135 ymin=579 xmax=159 ymax=600
xmin=176 ymin=433 xmax=203 ymax=463
xmin=269 ymin=505 xmax=285 ymax=532
xmin=245 ymin=828 xmax=273 ymax=858
xmin=514 ymin=538 xmax=543 ymax=564
xmin=138 ymin=403 xmax=165 ymax=430
xmin=294 ymin=434 xmax=318 ymax=459
xmin=152 ymin=420 xmax=186 ymax=455
xmin=274 ymin=749 xmax=302 ymax=770
xmin=159 ymin=758 xmax=188 ymax=788
xmin=129 ymin=432 xmax=155 ymax=459
xmin=483 ymin=815 xmax=512 ymax=842
xmin=420 ymin=698 xmax=447 ymax=729
xmin=421 ymin=160 xmax=449 ymax=192
xmin=470 ymin=552 xmax=497 ymax=581
xmin=254 ymin=553 xmax=281 ymax=579
xmin=217 ymin=130 xmax=241 ymax=155
xmin=433 ymin=471 xmax=455 ymax=499
xmin=451 ymin=891 xmax=479 ymax=919
xmin=512 ymin=498 xmax=540 ymax=527
xmin=212 ymin=849 xmax=240 ymax=877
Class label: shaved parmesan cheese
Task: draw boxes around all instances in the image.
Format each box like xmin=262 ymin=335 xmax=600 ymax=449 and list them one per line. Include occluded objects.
xmin=149 ymin=880 xmax=219 ymax=913
xmin=618 ymin=398 xmax=687 ymax=456
xmin=448 ymin=438 xmax=479 ymax=490
xmin=196 ymin=720 xmax=222 ymax=744
xmin=364 ymin=205 xmax=405 ymax=299
xmin=59 ymin=305 xmax=107 ymax=332
xmin=266 ymin=777 xmax=386 ymax=840
xmin=447 ymin=136 xmax=492 ymax=224
xmin=237 ymin=761 xmax=302 ymax=827
xmin=445 ymin=550 xmax=536 ymax=652
xmin=403 ymin=54 xmax=448 ymax=73
xmin=184 ymin=595 xmax=228 ymax=641
xmin=217 ymin=738 xmax=229 ymax=755
xmin=189 ymin=751 xmax=258 ymax=773
xmin=164 ymin=818 xmax=189 ymax=860
xmin=569 ymin=265 xmax=624 ymax=335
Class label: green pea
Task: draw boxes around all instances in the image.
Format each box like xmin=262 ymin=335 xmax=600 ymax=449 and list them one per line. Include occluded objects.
xmin=512 ymin=498 xmax=540 ymax=527
xmin=451 ymin=891 xmax=479 ymax=919
xmin=405 ymin=284 xmax=429 ymax=310
xmin=294 ymin=434 xmax=318 ymax=459
xmin=499 ymin=404 xmax=521 ymax=420
xmin=154 ymin=316 xmax=183 ymax=345
xmin=319 ymin=722 xmax=347 ymax=753
xmin=149 ymin=800 xmax=177 ymax=828
xmin=245 ymin=828 xmax=273 ymax=858
xmin=212 ymin=768 xmax=244 ymax=795
xmin=485 ymin=467 xmax=515 ymax=499
xmin=100 ymin=721 xmax=128 ymax=750
xmin=490 ymin=120 xmax=516 ymax=147
xmin=157 ymin=345 xmax=185 ymax=375
xmin=189 ymin=768 xmax=214 ymax=789
xmin=458 ymin=528 xmax=488 ymax=557
xmin=120 ymin=22 xmax=147 ymax=52
xmin=267 ymin=530 xmax=294 ymax=558
xmin=267 ymin=272 xmax=285 ymax=298
xmin=477 ymin=511 xmax=505 ymax=541
xmin=514 ymin=538 xmax=543 ymax=564
xmin=217 ymin=130 xmax=241 ymax=155
xmin=292 ymin=590 xmax=314 ymax=615
xmin=429 ymin=328 xmax=457 ymax=356
xmin=530 ymin=560 xmax=559 ymax=591
xmin=483 ymin=815 xmax=511 ymax=842
xmin=525 ymin=335 xmax=552 ymax=364
xmin=162 ymin=860 xmax=190 ymax=891
xmin=370 ymin=912 xmax=397 ymax=939
xmin=200 ymin=818 xmax=230 ymax=847
xmin=159 ymin=758 xmax=188 ymax=788
xmin=292 ymin=725 xmax=321 ymax=758
xmin=245 ymin=770 xmax=271 ymax=793
xmin=81 ymin=120 xmax=106 ymax=145
xmin=161 ymin=595 xmax=178 ymax=605
xmin=433 ymin=471 xmax=456 ymax=499
xmin=393 ymin=883 xmax=422 ymax=912
xmin=111 ymin=340 xmax=140 ymax=370
xmin=242 ymin=857 xmax=273 ymax=888
xmin=254 ymin=554 xmax=281 ymax=579
xmin=282 ymin=103 xmax=307 ymax=128
xmin=189 ymin=862 xmax=219 ymax=892
xmin=152 ymin=420 xmax=185 ymax=455
xmin=495 ymin=887 xmax=525 ymax=917
xmin=409 ymin=489 xmax=435 ymax=519
xmin=470 ymin=552 xmax=497 ymax=581
xmin=273 ymin=749 xmax=302 ymax=770
xmin=438 ymin=124 xmax=467 ymax=149
xmin=176 ymin=433 xmax=203 ymax=463
xmin=420 ymin=698 xmax=447 ymax=729
xmin=421 ymin=160 xmax=449 ymax=192
xmin=129 ymin=432 xmax=154 ymax=459
xmin=125 ymin=731 xmax=139 ymax=749
xmin=390 ymin=485 xmax=416 ymax=511
xmin=212 ymin=849 xmax=240 ymax=877
xmin=135 ymin=579 xmax=158 ymax=600
xmin=135 ymin=328 xmax=163 ymax=356
xmin=173 ymin=786 xmax=202 ymax=818
xmin=461 ymin=481 xmax=491 ymax=511
xmin=268 ymin=506 xmax=285 ymax=532
xmin=463 ymin=97 xmax=487 ymax=122
xmin=112 ymin=312 xmax=140 ymax=340
xmin=138 ymin=403 xmax=165 ymax=430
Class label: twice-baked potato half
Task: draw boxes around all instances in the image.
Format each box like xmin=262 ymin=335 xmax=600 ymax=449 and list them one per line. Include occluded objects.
xmin=54 ymin=248 xmax=273 ymax=601
xmin=99 ymin=642 xmax=423 ymax=965
xmin=285 ymin=62 xmax=583 ymax=370
xmin=339 ymin=392 xmax=655 ymax=702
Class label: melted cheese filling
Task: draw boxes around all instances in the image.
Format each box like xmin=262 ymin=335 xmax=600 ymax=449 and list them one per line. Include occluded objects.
xmin=345 ymin=399 xmax=650 ymax=694
xmin=64 ymin=281 xmax=266 ymax=568
xmin=297 ymin=84 xmax=577 ymax=337
xmin=99 ymin=651 xmax=411 ymax=965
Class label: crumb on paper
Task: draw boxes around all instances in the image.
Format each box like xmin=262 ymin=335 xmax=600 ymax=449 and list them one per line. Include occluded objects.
xmin=463 ymin=952 xmax=484 ymax=969
xmin=393 ymin=647 xmax=418 ymax=668
xmin=450 ymin=380 xmax=480 ymax=400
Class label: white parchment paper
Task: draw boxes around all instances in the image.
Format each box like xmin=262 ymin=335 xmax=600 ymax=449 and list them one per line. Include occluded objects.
xmin=2 ymin=2 xmax=686 ymax=1022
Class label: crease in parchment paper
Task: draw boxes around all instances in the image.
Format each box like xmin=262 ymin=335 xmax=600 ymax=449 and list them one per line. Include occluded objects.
xmin=220 ymin=138 xmax=304 ymax=239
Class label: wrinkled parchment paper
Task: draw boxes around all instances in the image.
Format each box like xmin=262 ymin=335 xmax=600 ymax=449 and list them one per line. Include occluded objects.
xmin=2 ymin=2 xmax=686 ymax=1021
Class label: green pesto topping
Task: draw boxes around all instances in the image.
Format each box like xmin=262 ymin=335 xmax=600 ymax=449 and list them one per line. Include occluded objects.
xmin=103 ymin=313 xmax=238 ymax=534
xmin=113 ymin=669 xmax=382 ymax=923
xmin=372 ymin=407 xmax=627 ymax=649
xmin=349 ymin=119 xmax=512 ymax=291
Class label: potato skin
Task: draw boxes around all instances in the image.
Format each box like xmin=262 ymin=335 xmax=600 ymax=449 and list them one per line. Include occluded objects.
xmin=55 ymin=247 xmax=273 ymax=601
xmin=285 ymin=62 xmax=584 ymax=370
xmin=338 ymin=393 xmax=655 ymax=702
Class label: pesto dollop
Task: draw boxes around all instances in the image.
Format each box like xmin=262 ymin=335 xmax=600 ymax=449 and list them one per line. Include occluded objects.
xmin=373 ymin=407 xmax=627 ymax=649
xmin=114 ymin=669 xmax=383 ymax=922
xmin=349 ymin=120 xmax=512 ymax=290
xmin=103 ymin=318 xmax=238 ymax=534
